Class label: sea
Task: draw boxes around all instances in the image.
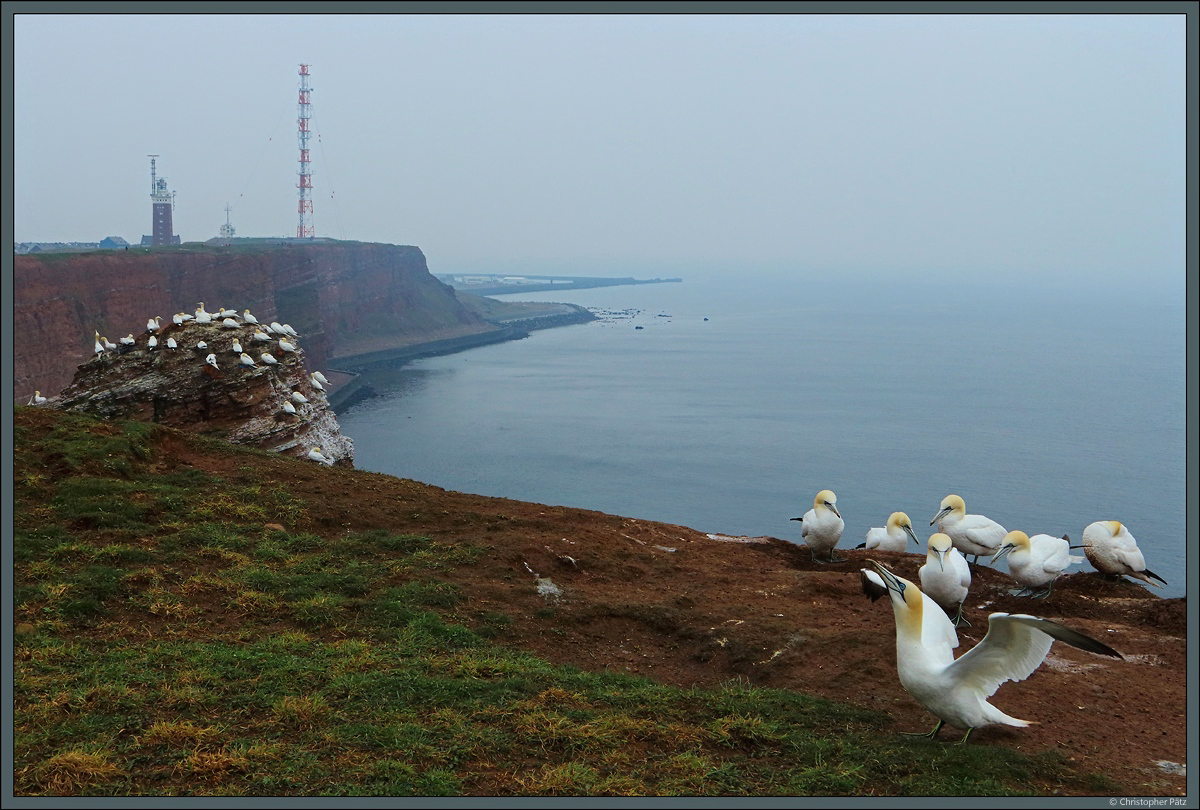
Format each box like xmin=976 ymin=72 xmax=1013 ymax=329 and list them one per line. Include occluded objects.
xmin=336 ymin=269 xmax=1189 ymax=599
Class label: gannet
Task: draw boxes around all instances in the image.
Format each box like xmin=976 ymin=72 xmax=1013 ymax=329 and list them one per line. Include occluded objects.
xmin=260 ymin=352 xmax=278 ymax=366
xmin=269 ymin=321 xmax=286 ymax=335
xmin=242 ymin=309 xmax=259 ymax=325
xmin=231 ymin=339 xmax=243 ymax=354
xmin=930 ymin=494 xmax=1007 ymax=565
xmin=94 ymin=331 xmax=105 ymax=357
xmin=102 ymin=336 xmax=118 ymax=351
xmin=309 ymin=373 xmax=325 ymax=392
xmin=307 ymin=446 xmax=334 ymax=465
xmin=221 ymin=317 xmax=241 ymax=329
xmin=205 ymin=353 xmax=220 ymax=370
xmin=119 ymin=334 xmax=135 ymax=346
xmin=27 ymin=390 xmax=47 ymax=405
xmin=291 ymin=391 xmax=309 ymax=405
xmin=173 ymin=312 xmax=186 ymax=326
xmin=991 ymin=531 xmax=1082 ymax=598
xmin=312 ymin=370 xmax=329 ymax=385
xmin=195 ymin=303 xmax=212 ymax=324
xmin=790 ymin=489 xmax=845 ymax=563
xmin=166 ymin=337 xmax=177 ymax=350
xmin=861 ymin=512 xmax=919 ymax=552
xmin=920 ymin=533 xmax=972 ymax=627
xmin=281 ymin=323 xmax=298 ymax=337
xmin=239 ymin=352 xmax=257 ymax=367
xmin=861 ymin=560 xmax=1121 ymax=743
xmin=252 ymin=330 xmax=272 ymax=342
xmin=218 ymin=307 xmax=237 ymax=318
xmin=195 ymin=340 xmax=208 ymax=351
xmin=1079 ymin=520 xmax=1166 ymax=588
xmin=282 ymin=400 xmax=297 ymax=414
xmin=146 ymin=315 xmax=162 ymax=333
xmin=148 ymin=334 xmax=158 ymax=350
xmin=278 ymin=339 xmax=297 ymax=353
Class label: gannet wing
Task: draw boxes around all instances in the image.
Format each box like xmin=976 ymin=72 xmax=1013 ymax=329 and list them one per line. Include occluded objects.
xmin=947 ymin=613 xmax=1120 ymax=699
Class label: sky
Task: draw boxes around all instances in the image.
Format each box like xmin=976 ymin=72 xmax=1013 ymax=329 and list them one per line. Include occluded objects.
xmin=11 ymin=11 xmax=1188 ymax=290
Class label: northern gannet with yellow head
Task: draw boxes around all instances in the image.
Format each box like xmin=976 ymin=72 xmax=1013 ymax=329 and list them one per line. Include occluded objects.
xmin=308 ymin=372 xmax=325 ymax=392
xmin=146 ymin=315 xmax=162 ymax=333
xmin=790 ymin=489 xmax=844 ymax=563
xmin=242 ymin=309 xmax=259 ymax=325
xmin=94 ymin=331 xmax=105 ymax=357
xmin=239 ymin=352 xmax=257 ymax=367
xmin=119 ymin=334 xmax=135 ymax=346
xmin=861 ymin=511 xmax=919 ymax=552
xmin=282 ymin=400 xmax=297 ymax=415
xmin=920 ymin=533 xmax=971 ymax=627
xmin=291 ymin=391 xmax=308 ymax=405
xmin=278 ymin=339 xmax=297 ymax=353
xmin=312 ymin=370 xmax=329 ymax=385
xmin=28 ymin=390 xmax=47 ymax=405
xmin=307 ymin=446 xmax=334 ymax=465
xmin=102 ymin=336 xmax=118 ymax=351
xmin=260 ymin=352 xmax=278 ymax=366
xmin=221 ymin=317 xmax=241 ymax=329
xmin=861 ymin=560 xmax=1121 ymax=743
xmin=1079 ymin=520 xmax=1166 ymax=588
xmin=231 ymin=339 xmax=243 ymax=354
xmin=195 ymin=303 xmax=212 ymax=324
xmin=166 ymin=337 xmax=177 ymax=350
xmin=930 ymin=494 xmax=1007 ymax=565
xmin=991 ymin=530 xmax=1082 ymax=598
xmin=252 ymin=330 xmax=272 ymax=343
xmin=148 ymin=334 xmax=158 ymax=350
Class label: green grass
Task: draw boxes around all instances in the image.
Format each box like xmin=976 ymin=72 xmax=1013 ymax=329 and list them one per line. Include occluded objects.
xmin=12 ymin=407 xmax=1113 ymax=797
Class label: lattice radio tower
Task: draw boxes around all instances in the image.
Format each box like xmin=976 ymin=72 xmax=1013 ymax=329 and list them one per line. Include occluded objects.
xmin=296 ymin=64 xmax=314 ymax=238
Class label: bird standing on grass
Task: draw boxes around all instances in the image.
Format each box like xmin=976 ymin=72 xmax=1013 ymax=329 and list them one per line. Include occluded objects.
xmin=930 ymin=494 xmax=1007 ymax=566
xmin=919 ymin=533 xmax=972 ymax=627
xmin=791 ymin=489 xmax=845 ymax=563
xmin=1079 ymin=520 xmax=1166 ymax=588
xmin=861 ymin=560 xmax=1121 ymax=744
xmin=861 ymin=512 xmax=919 ymax=552
xmin=991 ymin=531 xmax=1081 ymax=599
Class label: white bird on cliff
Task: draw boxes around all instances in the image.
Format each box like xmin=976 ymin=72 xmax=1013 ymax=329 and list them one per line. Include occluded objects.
xmin=920 ymin=533 xmax=972 ymax=627
xmin=166 ymin=337 xmax=177 ymax=350
xmin=239 ymin=352 xmax=257 ymax=367
xmin=119 ymin=334 xmax=135 ymax=346
xmin=242 ymin=309 xmax=259 ymax=325
xmin=221 ymin=317 xmax=241 ymax=329
xmin=860 ymin=511 xmax=919 ymax=552
xmin=173 ymin=312 xmax=187 ymax=326
xmin=990 ymin=531 xmax=1083 ymax=599
xmin=308 ymin=373 xmax=325 ymax=392
xmin=307 ymin=446 xmax=334 ymax=466
xmin=281 ymin=323 xmax=298 ymax=337
xmin=282 ymin=400 xmax=297 ymax=415
xmin=146 ymin=315 xmax=162 ymax=333
xmin=1079 ymin=520 xmax=1166 ymax=589
xmin=860 ymin=559 xmax=1121 ymax=744
xmin=148 ymin=334 xmax=158 ymax=350
xmin=102 ymin=336 xmax=118 ymax=351
xmin=219 ymin=307 xmax=238 ymax=318
xmin=231 ymin=339 xmax=243 ymax=354
xmin=260 ymin=352 xmax=278 ymax=366
xmin=269 ymin=321 xmax=288 ymax=335
xmin=27 ymin=390 xmax=47 ymax=405
xmin=291 ymin=391 xmax=309 ymax=405
xmin=312 ymin=370 xmax=329 ymax=385
xmin=790 ymin=489 xmax=845 ymax=563
xmin=278 ymin=339 xmax=297 ymax=353
xmin=930 ymin=494 xmax=1007 ymax=565
xmin=205 ymin=353 xmax=220 ymax=370
xmin=195 ymin=303 xmax=212 ymax=324
xmin=252 ymin=330 xmax=272 ymax=343
xmin=195 ymin=340 xmax=208 ymax=351
xmin=94 ymin=331 xmax=105 ymax=357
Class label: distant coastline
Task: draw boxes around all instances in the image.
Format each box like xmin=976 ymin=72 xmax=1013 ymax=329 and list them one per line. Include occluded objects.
xmin=436 ymin=273 xmax=682 ymax=296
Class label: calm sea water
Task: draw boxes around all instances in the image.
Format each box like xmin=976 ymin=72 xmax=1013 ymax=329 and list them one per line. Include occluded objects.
xmin=337 ymin=271 xmax=1188 ymax=599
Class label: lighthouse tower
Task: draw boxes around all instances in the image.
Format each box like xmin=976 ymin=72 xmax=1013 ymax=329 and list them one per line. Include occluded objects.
xmin=145 ymin=155 xmax=178 ymax=246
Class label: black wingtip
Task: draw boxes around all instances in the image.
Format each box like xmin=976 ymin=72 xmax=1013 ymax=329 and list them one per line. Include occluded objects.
xmin=860 ymin=569 xmax=887 ymax=603
xmin=1143 ymin=568 xmax=1168 ymax=586
xmin=789 ymin=517 xmax=803 ymax=522
xmin=855 ymin=542 xmax=866 ymax=549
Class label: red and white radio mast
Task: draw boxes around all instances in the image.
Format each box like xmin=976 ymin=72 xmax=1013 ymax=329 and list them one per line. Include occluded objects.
xmin=296 ymin=64 xmax=314 ymax=239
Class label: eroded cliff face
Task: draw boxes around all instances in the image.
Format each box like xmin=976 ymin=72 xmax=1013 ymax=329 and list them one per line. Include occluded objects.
xmin=13 ymin=241 xmax=499 ymax=399
xmin=52 ymin=317 xmax=353 ymax=466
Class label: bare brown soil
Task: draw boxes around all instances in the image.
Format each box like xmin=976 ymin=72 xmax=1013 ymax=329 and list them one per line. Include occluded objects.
xmin=143 ymin=426 xmax=1189 ymax=799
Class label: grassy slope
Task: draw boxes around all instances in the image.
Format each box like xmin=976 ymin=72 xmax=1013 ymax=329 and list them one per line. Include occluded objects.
xmin=11 ymin=407 xmax=1110 ymax=797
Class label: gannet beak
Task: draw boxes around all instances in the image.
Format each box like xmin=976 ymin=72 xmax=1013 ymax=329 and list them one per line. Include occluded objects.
xmin=828 ymin=503 xmax=841 ymax=519
xmin=935 ymin=548 xmax=945 ymax=572
xmin=904 ymin=524 xmax=919 ymax=547
xmin=990 ymin=543 xmax=1015 ymax=566
xmin=867 ymin=560 xmax=904 ymax=596
xmin=930 ymin=507 xmax=950 ymax=526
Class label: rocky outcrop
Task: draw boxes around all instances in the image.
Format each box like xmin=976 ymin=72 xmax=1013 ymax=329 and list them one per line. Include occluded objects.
xmin=52 ymin=317 xmax=352 ymax=466
xmin=13 ymin=241 xmax=501 ymax=399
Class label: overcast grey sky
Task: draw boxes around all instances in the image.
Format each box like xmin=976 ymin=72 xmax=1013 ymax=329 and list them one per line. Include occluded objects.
xmin=12 ymin=12 xmax=1186 ymax=289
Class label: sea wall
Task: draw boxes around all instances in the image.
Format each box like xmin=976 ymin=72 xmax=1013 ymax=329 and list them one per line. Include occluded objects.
xmin=13 ymin=242 xmax=499 ymax=399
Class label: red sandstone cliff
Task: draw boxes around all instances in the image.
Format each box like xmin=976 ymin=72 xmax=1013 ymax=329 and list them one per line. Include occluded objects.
xmin=13 ymin=242 xmax=500 ymax=399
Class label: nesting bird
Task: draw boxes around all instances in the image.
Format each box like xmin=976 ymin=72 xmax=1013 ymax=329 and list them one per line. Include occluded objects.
xmin=94 ymin=331 xmax=105 ymax=357
xmin=205 ymin=353 xmax=220 ymax=370
xmin=308 ymin=373 xmax=325 ymax=392
xmin=260 ymin=352 xmax=278 ymax=366
xmin=281 ymin=323 xmax=298 ymax=337
xmin=312 ymin=370 xmax=329 ymax=385
xmin=268 ymin=321 xmax=286 ymax=335
xmin=861 ymin=511 xmax=918 ymax=552
xmin=282 ymin=400 xmax=297 ymax=415
xmin=27 ymin=390 xmax=47 ymax=405
xmin=278 ymin=339 xmax=297 ymax=354
xmin=252 ymin=330 xmax=272 ymax=343
xmin=102 ymin=336 xmax=118 ymax=351
xmin=146 ymin=315 xmax=162 ymax=333
xmin=307 ymin=446 xmax=334 ymax=466
xmin=221 ymin=317 xmax=241 ymax=329
xmin=195 ymin=303 xmax=212 ymax=324
xmin=991 ymin=531 xmax=1082 ymax=599
xmin=1079 ymin=520 xmax=1166 ymax=589
xmin=861 ymin=560 xmax=1121 ymax=743
xmin=239 ymin=352 xmax=257 ymax=367
xmin=930 ymin=494 xmax=1007 ymax=565
xmin=291 ymin=391 xmax=309 ymax=405
xmin=218 ymin=307 xmax=238 ymax=318
xmin=166 ymin=337 xmax=177 ymax=350
xmin=242 ymin=309 xmax=259 ymax=325
xmin=231 ymin=339 xmax=243 ymax=354
xmin=195 ymin=340 xmax=208 ymax=351
xmin=791 ymin=489 xmax=845 ymax=563
xmin=920 ymin=533 xmax=972 ymax=627
xmin=148 ymin=334 xmax=158 ymax=350
xmin=173 ymin=312 xmax=187 ymax=326
xmin=119 ymin=334 xmax=135 ymax=346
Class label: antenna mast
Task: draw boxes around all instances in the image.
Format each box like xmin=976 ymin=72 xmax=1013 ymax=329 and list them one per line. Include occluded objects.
xmin=296 ymin=64 xmax=314 ymax=238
